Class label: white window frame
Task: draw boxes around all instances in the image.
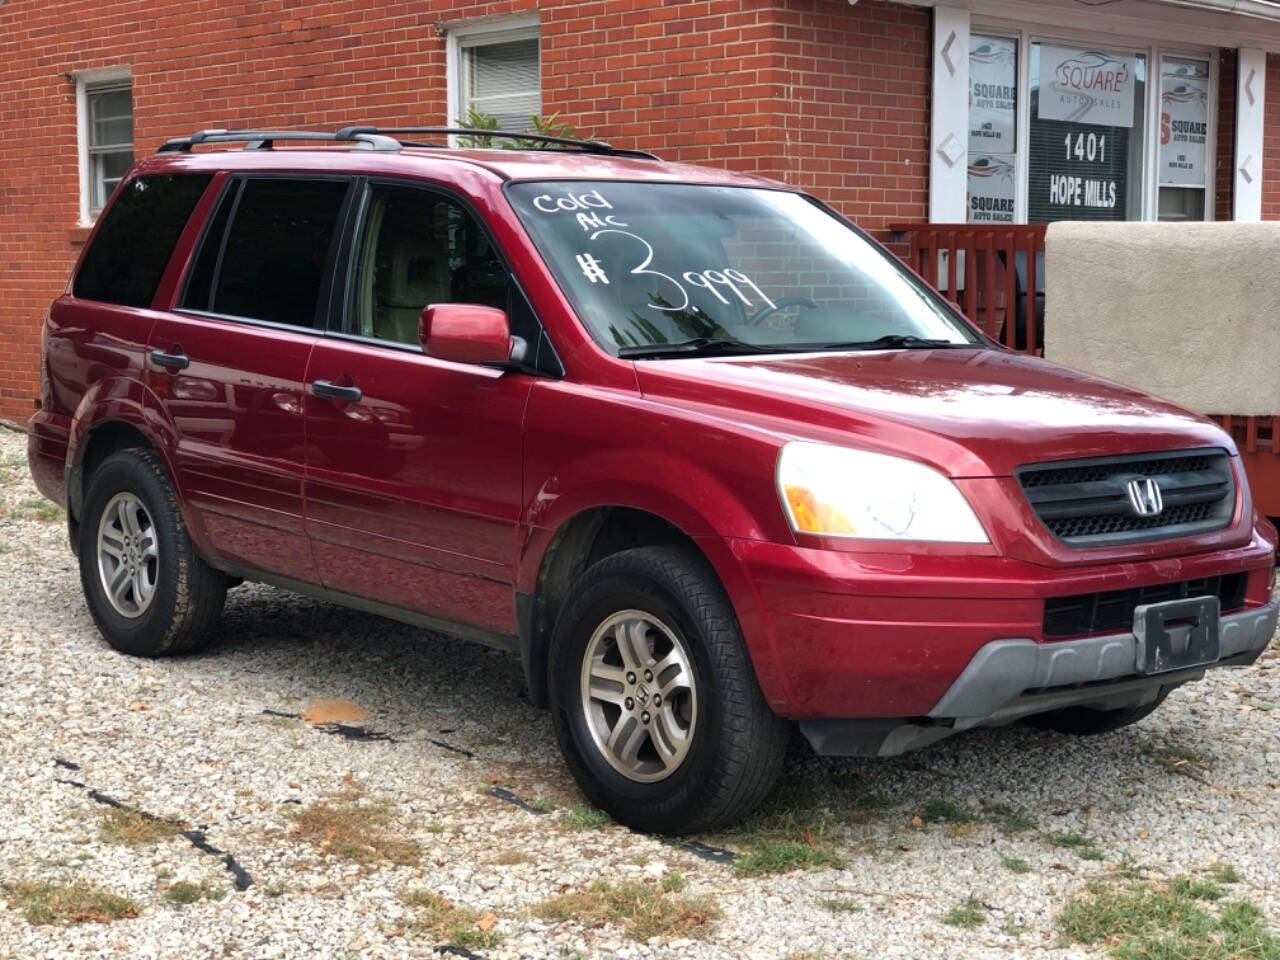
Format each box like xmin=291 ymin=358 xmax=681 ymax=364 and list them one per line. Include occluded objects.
xmin=965 ymin=21 xmax=1218 ymax=223
xmin=445 ymin=14 xmax=541 ymax=139
xmin=75 ymin=65 xmax=133 ymax=226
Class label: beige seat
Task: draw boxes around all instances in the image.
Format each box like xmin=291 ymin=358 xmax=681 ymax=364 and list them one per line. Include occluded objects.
xmin=373 ymin=234 xmax=452 ymax=345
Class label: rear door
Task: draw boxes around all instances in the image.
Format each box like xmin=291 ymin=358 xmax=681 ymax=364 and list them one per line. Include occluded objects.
xmin=302 ymin=178 xmax=536 ymax=636
xmin=148 ymin=175 xmax=353 ymax=581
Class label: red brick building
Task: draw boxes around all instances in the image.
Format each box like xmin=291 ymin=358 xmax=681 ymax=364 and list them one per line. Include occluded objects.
xmin=1 ymin=0 xmax=1278 ymax=421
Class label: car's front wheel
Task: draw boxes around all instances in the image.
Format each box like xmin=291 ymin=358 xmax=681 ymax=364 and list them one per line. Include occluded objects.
xmin=78 ymin=448 xmax=227 ymax=657
xmin=548 ymin=546 xmax=788 ymax=834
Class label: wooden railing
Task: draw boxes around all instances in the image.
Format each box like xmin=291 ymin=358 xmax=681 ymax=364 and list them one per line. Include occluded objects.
xmin=889 ymin=222 xmax=1047 ymax=353
xmin=890 ymin=222 xmax=1280 ymax=516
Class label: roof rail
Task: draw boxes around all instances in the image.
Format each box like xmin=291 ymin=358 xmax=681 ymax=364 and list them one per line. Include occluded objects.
xmin=157 ymin=128 xmax=402 ymax=154
xmin=335 ymin=126 xmax=660 ymax=160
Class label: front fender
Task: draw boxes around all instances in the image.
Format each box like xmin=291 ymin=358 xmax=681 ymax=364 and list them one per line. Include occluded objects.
xmin=516 ymin=446 xmax=773 ymax=594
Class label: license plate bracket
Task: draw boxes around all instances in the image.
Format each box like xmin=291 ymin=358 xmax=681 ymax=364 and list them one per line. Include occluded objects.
xmin=1133 ymin=596 xmax=1220 ymax=675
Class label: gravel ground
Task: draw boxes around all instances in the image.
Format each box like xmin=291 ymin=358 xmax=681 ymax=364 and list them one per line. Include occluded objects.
xmin=0 ymin=424 xmax=1277 ymax=960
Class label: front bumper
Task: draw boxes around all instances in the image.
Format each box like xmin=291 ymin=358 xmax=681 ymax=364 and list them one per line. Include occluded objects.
xmin=800 ymin=599 xmax=1278 ymax=757
xmin=709 ymin=528 xmax=1277 ymax=720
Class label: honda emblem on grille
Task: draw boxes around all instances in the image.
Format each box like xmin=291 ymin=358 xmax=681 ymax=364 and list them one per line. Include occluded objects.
xmin=1126 ymin=477 xmax=1164 ymax=518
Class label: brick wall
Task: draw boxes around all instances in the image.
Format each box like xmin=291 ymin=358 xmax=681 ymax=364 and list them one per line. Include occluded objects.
xmin=1264 ymin=53 xmax=1280 ymax=220
xmin=0 ymin=0 xmax=929 ymax=421
xmin=1216 ymin=48 xmax=1236 ymax=221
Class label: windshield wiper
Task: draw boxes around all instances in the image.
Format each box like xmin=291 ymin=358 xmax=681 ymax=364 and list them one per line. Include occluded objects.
xmin=813 ymin=334 xmax=976 ymax=351
xmin=617 ymin=337 xmax=777 ymax=359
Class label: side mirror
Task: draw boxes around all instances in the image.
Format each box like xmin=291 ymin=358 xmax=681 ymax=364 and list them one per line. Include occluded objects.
xmin=419 ymin=304 xmax=522 ymax=367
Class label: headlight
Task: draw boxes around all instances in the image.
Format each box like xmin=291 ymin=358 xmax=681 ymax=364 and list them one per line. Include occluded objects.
xmin=776 ymin=442 xmax=989 ymax=542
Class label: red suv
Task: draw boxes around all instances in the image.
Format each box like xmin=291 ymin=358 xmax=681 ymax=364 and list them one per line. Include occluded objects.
xmin=28 ymin=128 xmax=1278 ymax=832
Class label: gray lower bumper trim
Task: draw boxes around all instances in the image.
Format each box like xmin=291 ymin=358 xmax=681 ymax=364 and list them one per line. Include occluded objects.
xmin=928 ymin=599 xmax=1278 ymax=720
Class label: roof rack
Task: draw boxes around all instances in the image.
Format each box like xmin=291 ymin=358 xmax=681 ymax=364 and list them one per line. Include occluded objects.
xmin=335 ymin=126 xmax=661 ymax=160
xmin=156 ymin=126 xmax=660 ymax=161
xmin=157 ymin=128 xmax=402 ymax=153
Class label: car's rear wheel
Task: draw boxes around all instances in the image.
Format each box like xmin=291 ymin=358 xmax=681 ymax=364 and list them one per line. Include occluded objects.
xmin=1024 ymin=687 xmax=1170 ymax=736
xmin=548 ymin=545 xmax=788 ymax=834
xmin=78 ymin=448 xmax=227 ymax=657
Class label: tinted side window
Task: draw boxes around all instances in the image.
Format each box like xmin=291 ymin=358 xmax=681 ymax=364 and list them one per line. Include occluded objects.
xmin=211 ymin=179 xmax=348 ymax=328
xmin=181 ymin=180 xmax=239 ymax=312
xmin=74 ymin=174 xmax=212 ymax=308
xmin=352 ymin=183 xmax=510 ymax=345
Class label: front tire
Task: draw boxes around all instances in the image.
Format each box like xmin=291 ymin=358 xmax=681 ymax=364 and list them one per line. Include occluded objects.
xmin=78 ymin=448 xmax=227 ymax=657
xmin=548 ymin=546 xmax=788 ymax=834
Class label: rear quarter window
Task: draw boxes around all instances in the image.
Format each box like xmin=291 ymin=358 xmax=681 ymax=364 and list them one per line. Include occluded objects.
xmin=74 ymin=174 xmax=213 ymax=308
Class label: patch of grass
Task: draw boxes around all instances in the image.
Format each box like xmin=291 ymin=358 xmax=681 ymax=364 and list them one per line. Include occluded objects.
xmin=919 ymin=799 xmax=977 ymax=824
xmin=423 ymin=821 xmax=445 ymax=835
xmin=262 ymin=882 xmax=287 ymax=898
xmin=816 ymin=897 xmax=861 ymax=914
xmin=1171 ymin=877 xmax=1223 ymax=902
xmin=162 ymin=880 xmax=226 ymax=907
xmin=1043 ymin=830 xmax=1104 ymax=860
xmin=711 ymin=778 xmax=852 ymax=877
xmin=1209 ymin=862 xmax=1242 ymax=885
xmin=0 ymin=542 xmax=10 ymax=555
xmin=987 ymin=805 xmax=1038 ymax=834
xmin=560 ymin=803 xmax=611 ymax=831
xmin=291 ymin=796 xmax=420 ymax=867
xmin=15 ymin=497 xmax=63 ymax=523
xmin=661 ymin=870 xmax=685 ymax=894
xmin=534 ymin=879 xmax=719 ymax=942
xmin=1059 ymin=878 xmax=1280 ymax=960
xmin=734 ymin=841 xmax=844 ymax=878
xmin=490 ymin=850 xmax=533 ymax=867
xmin=943 ymin=894 xmax=986 ymax=929
xmin=4 ymin=881 xmax=138 ymax=925
xmin=1145 ymin=742 xmax=1213 ymax=775
xmin=1001 ymin=855 xmax=1032 ymax=874
xmin=98 ymin=807 xmax=181 ymax=847
xmin=401 ymin=889 xmax=502 ymax=950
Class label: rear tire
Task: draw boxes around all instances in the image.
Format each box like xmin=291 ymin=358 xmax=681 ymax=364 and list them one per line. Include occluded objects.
xmin=1024 ymin=688 xmax=1171 ymax=736
xmin=548 ymin=545 xmax=788 ymax=834
xmin=78 ymin=448 xmax=227 ymax=657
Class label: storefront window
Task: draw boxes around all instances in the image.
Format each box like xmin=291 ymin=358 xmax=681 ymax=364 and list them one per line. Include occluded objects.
xmin=967 ymin=35 xmax=1018 ymax=224
xmin=964 ymin=33 xmax=1214 ymax=224
xmin=1029 ymin=44 xmax=1145 ymax=222
xmin=1157 ymin=56 xmax=1210 ymax=221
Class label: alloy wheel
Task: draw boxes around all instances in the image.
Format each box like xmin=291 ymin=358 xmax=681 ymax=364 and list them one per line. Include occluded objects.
xmin=96 ymin=491 xmax=158 ymax=619
xmin=579 ymin=609 xmax=698 ymax=783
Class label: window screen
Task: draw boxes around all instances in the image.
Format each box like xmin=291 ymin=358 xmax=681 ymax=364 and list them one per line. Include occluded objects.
xmin=74 ymin=174 xmax=212 ymax=308
xmin=86 ymin=82 xmax=134 ymax=215
xmin=461 ymin=36 xmax=541 ymax=129
xmin=205 ymin=179 xmax=349 ymax=328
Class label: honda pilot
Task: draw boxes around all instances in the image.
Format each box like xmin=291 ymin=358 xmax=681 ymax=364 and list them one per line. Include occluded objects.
xmin=27 ymin=127 xmax=1278 ymax=832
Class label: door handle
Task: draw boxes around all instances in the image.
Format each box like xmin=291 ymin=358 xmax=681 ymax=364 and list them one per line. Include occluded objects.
xmin=149 ymin=348 xmax=189 ymax=371
xmin=311 ymin=379 xmax=362 ymax=403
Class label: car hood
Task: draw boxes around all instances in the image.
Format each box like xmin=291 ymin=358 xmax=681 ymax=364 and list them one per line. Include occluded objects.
xmin=633 ymin=348 xmax=1234 ymax=478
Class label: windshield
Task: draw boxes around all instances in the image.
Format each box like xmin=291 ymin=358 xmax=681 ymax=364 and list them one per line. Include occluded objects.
xmin=506 ymin=182 xmax=981 ymax=356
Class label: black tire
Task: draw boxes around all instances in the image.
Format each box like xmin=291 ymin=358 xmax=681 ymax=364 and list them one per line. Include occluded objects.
xmin=548 ymin=545 xmax=788 ymax=834
xmin=1024 ymin=687 xmax=1171 ymax=736
xmin=78 ymin=448 xmax=227 ymax=657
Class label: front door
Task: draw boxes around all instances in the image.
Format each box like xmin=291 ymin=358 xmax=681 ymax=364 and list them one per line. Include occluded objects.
xmin=148 ymin=175 xmax=353 ymax=582
xmin=303 ymin=180 xmax=532 ymax=636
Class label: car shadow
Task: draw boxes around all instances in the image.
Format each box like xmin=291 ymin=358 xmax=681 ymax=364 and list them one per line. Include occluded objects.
xmin=201 ymin=581 xmax=1216 ymax=839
